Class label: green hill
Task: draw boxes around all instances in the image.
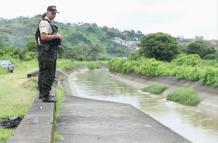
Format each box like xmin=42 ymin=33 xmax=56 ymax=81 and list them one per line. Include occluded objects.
xmin=0 ymin=15 xmax=143 ymax=59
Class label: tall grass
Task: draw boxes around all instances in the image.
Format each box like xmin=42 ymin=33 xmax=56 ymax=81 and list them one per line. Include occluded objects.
xmin=167 ymin=88 xmax=200 ymax=106
xmin=142 ymin=84 xmax=168 ymax=94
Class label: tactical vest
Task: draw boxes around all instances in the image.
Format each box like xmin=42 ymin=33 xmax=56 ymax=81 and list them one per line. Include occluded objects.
xmin=35 ymin=18 xmax=61 ymax=49
xmin=35 ymin=19 xmax=60 ymax=61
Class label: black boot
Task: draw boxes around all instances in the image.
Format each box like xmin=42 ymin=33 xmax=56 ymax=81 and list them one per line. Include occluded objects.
xmin=39 ymin=94 xmax=55 ymax=99
xmin=42 ymin=95 xmax=56 ymax=103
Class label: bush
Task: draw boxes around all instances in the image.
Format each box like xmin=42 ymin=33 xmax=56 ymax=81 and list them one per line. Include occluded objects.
xmin=57 ymin=60 xmax=76 ymax=70
xmin=136 ymin=59 xmax=162 ymax=76
xmin=174 ymin=66 xmax=202 ymax=81
xmin=200 ymin=67 xmax=218 ymax=87
xmin=108 ymin=58 xmax=125 ymax=72
xmin=108 ymin=58 xmax=218 ymax=87
xmin=167 ymin=88 xmax=200 ymax=106
xmin=128 ymin=52 xmax=143 ymax=60
xmin=58 ymin=60 xmax=108 ymax=71
xmin=142 ymin=84 xmax=168 ymax=94
xmin=86 ymin=61 xmax=102 ymax=70
xmin=172 ymin=54 xmax=201 ymax=66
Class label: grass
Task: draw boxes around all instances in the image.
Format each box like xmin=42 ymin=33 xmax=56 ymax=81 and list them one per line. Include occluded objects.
xmin=142 ymin=84 xmax=168 ymax=94
xmin=55 ymin=85 xmax=64 ymax=122
xmin=0 ymin=67 xmax=7 ymax=75
xmin=0 ymin=128 xmax=14 ymax=143
xmin=0 ymin=59 xmax=38 ymax=143
xmin=57 ymin=59 xmax=108 ymax=71
xmin=53 ymin=131 xmax=63 ymax=143
xmin=53 ymin=74 xmax=65 ymax=143
xmin=0 ymin=59 xmax=108 ymax=142
xmin=167 ymin=88 xmax=201 ymax=106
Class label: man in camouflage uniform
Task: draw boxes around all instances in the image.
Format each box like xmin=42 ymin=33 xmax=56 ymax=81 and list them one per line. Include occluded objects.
xmin=36 ymin=6 xmax=62 ymax=102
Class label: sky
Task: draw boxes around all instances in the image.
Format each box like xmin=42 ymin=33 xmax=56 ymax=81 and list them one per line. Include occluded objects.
xmin=0 ymin=0 xmax=217 ymax=40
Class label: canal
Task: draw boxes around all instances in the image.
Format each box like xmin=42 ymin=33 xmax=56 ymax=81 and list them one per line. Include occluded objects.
xmin=69 ymin=69 xmax=218 ymax=143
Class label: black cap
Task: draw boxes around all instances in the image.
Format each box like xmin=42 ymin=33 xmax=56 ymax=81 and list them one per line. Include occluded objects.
xmin=47 ymin=6 xmax=59 ymax=13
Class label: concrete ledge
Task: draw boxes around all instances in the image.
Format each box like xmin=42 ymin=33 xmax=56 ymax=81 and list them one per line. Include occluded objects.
xmin=7 ymin=69 xmax=69 ymax=143
xmin=7 ymin=89 xmax=56 ymax=143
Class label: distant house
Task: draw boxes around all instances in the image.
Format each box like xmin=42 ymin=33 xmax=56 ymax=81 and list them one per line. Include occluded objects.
xmin=112 ymin=37 xmax=140 ymax=51
xmin=208 ymin=40 xmax=218 ymax=50
xmin=195 ymin=36 xmax=204 ymax=40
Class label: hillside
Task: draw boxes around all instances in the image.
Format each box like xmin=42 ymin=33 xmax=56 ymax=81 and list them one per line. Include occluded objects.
xmin=0 ymin=15 xmax=143 ymax=58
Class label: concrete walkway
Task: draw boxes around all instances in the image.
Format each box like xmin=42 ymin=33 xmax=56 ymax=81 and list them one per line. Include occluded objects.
xmin=7 ymin=87 xmax=56 ymax=143
xmin=7 ymin=99 xmax=55 ymax=143
xmin=57 ymin=94 xmax=191 ymax=143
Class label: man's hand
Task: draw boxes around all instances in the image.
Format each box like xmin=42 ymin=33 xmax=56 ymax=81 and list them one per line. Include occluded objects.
xmin=41 ymin=33 xmax=63 ymax=41
xmin=55 ymin=33 xmax=63 ymax=40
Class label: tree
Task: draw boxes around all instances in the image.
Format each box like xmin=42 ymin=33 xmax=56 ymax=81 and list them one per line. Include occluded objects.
xmin=62 ymin=43 xmax=106 ymax=61
xmin=139 ymin=32 xmax=180 ymax=61
xmin=2 ymin=46 xmax=19 ymax=59
xmin=0 ymin=48 xmax=5 ymax=57
xmin=18 ymin=40 xmax=37 ymax=61
xmin=26 ymin=40 xmax=37 ymax=52
xmin=86 ymin=44 xmax=105 ymax=60
xmin=204 ymin=51 xmax=218 ymax=60
xmin=187 ymin=40 xmax=216 ymax=58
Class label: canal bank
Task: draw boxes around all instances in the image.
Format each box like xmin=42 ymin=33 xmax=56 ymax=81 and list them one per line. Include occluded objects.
xmin=110 ymin=72 xmax=218 ymax=119
xmin=56 ymin=68 xmax=191 ymax=143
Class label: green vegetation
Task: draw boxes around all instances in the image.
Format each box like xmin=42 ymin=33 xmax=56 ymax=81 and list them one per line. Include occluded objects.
xmin=0 ymin=128 xmax=13 ymax=143
xmin=53 ymin=131 xmax=62 ymax=143
xmin=172 ymin=54 xmax=201 ymax=66
xmin=0 ymin=59 xmax=106 ymax=142
xmin=0 ymin=41 xmax=37 ymax=62
xmin=0 ymin=15 xmax=143 ymax=60
xmin=57 ymin=60 xmax=108 ymax=71
xmin=0 ymin=61 xmax=37 ymax=119
xmin=55 ymin=85 xmax=64 ymax=121
xmin=109 ymin=54 xmax=218 ymax=87
xmin=0 ymin=60 xmax=38 ymax=143
xmin=187 ymin=40 xmax=216 ymax=58
xmin=204 ymin=51 xmax=218 ymax=60
xmin=53 ymin=83 xmax=64 ymax=143
xmin=142 ymin=84 xmax=168 ymax=94
xmin=139 ymin=32 xmax=180 ymax=61
xmin=0 ymin=66 xmax=7 ymax=75
xmin=167 ymin=88 xmax=200 ymax=106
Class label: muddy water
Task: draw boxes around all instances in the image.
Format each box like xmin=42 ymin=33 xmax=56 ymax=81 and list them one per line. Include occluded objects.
xmin=69 ymin=69 xmax=218 ymax=143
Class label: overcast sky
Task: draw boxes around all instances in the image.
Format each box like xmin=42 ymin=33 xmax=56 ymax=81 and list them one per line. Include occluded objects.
xmin=0 ymin=0 xmax=217 ymax=40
